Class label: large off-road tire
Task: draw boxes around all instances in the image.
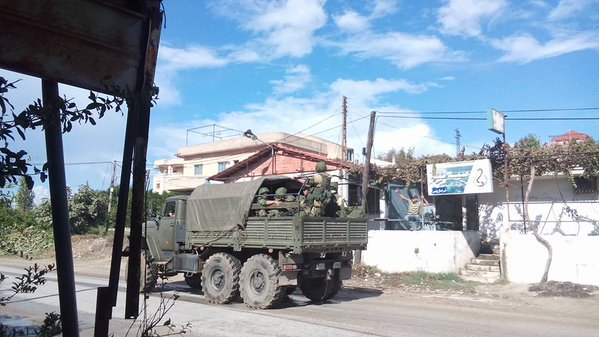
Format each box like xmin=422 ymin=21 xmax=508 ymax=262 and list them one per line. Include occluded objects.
xmin=299 ymin=274 xmax=342 ymax=302
xmin=184 ymin=273 xmax=202 ymax=290
xmin=136 ymin=251 xmax=158 ymax=293
xmin=239 ymin=254 xmax=284 ymax=309
xmin=201 ymin=253 xmax=241 ymax=304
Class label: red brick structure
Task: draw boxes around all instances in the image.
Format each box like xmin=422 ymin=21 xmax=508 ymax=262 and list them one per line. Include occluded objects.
xmin=208 ymin=143 xmax=351 ymax=183
xmin=549 ymin=130 xmax=591 ymax=146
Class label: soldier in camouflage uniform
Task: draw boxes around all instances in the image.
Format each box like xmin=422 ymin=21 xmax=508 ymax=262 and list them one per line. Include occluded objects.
xmin=306 ymin=161 xmax=334 ymax=216
xmin=298 ymin=187 xmax=311 ymax=216
xmin=267 ymin=187 xmax=295 ymax=217
xmin=256 ymin=186 xmax=280 ymax=217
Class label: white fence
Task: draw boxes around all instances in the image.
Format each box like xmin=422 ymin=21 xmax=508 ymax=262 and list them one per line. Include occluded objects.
xmin=501 ymin=232 xmax=599 ymax=286
xmin=362 ymin=230 xmax=480 ymax=273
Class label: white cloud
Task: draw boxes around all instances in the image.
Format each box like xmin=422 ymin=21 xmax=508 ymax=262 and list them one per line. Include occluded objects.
xmin=159 ymin=45 xmax=228 ymax=70
xmin=374 ymin=123 xmax=455 ymax=157
xmin=330 ymin=78 xmax=430 ymax=103
xmin=370 ymin=0 xmax=399 ymax=18
xmin=269 ymin=65 xmax=312 ymax=95
xmin=210 ymin=0 xmax=326 ymax=58
xmin=492 ymin=33 xmax=599 ymax=63
xmin=549 ymin=0 xmax=599 ymax=20
xmin=333 ymin=10 xmax=370 ymax=33
xmin=334 ymin=31 xmax=462 ymax=69
xmin=33 ymin=185 xmax=50 ymax=206
xmin=437 ymin=0 xmax=507 ymax=38
xmin=155 ymin=45 xmax=229 ymax=106
xmin=147 ymin=76 xmax=450 ymax=164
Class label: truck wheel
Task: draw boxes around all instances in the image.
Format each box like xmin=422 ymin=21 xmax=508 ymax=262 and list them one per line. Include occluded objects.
xmin=184 ymin=273 xmax=202 ymax=290
xmin=130 ymin=251 xmax=158 ymax=293
xmin=239 ymin=254 xmax=284 ymax=309
xmin=299 ymin=275 xmax=342 ymax=302
xmin=201 ymin=253 xmax=241 ymax=304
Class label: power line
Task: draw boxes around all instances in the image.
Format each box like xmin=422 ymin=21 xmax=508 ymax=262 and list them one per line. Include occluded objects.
xmin=502 ymin=107 xmax=599 ymax=113
xmin=308 ymin=114 xmax=371 ymax=137
xmin=31 ymin=160 xmax=118 ymax=166
xmin=376 ymin=107 xmax=599 ymax=115
xmin=379 ymin=115 xmax=599 ymax=121
xmin=380 ymin=115 xmax=486 ymax=121
xmin=277 ymin=107 xmax=341 ymax=143
xmin=377 ymin=110 xmax=485 ymax=115
xmin=376 ymin=118 xmax=481 ymax=151
xmin=508 ymin=117 xmax=599 ymax=121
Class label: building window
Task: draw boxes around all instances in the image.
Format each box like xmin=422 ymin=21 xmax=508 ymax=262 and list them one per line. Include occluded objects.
xmin=218 ymin=161 xmax=228 ymax=172
xmin=194 ymin=164 xmax=203 ymax=176
xmin=573 ymin=176 xmax=597 ymax=194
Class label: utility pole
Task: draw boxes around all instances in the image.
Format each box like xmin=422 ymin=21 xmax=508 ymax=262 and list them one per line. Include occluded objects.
xmin=455 ymin=128 xmax=461 ymax=157
xmin=105 ymin=160 xmax=117 ymax=234
xmin=357 ymin=111 xmax=376 ymax=265
xmin=342 ymin=96 xmax=347 ymax=163
xmin=341 ymin=96 xmax=348 ymax=198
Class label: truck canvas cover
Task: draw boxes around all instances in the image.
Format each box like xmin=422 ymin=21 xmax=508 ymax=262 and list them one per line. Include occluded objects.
xmin=186 ymin=176 xmax=302 ymax=232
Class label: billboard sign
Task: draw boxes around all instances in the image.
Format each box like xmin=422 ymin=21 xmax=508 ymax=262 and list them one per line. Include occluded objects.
xmin=488 ymin=108 xmax=505 ymax=134
xmin=427 ymin=159 xmax=493 ymax=196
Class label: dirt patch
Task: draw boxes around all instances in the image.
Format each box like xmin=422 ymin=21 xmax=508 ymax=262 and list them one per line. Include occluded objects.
xmin=345 ymin=265 xmax=478 ymax=294
xmin=529 ymin=281 xmax=598 ymax=298
xmin=71 ymin=235 xmax=113 ymax=260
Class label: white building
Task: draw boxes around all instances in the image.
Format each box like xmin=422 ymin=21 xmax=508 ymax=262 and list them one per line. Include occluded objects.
xmin=153 ymin=132 xmax=349 ymax=194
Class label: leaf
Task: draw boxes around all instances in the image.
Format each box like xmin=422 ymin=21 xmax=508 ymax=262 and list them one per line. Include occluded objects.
xmin=17 ymin=128 xmax=26 ymax=141
xmin=89 ymin=117 xmax=96 ymax=125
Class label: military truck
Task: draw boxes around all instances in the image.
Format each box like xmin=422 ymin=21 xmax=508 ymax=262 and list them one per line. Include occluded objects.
xmin=141 ymin=176 xmax=368 ymax=309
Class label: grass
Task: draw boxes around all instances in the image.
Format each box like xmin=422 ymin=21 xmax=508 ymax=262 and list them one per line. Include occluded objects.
xmin=352 ymin=265 xmax=479 ymax=292
xmin=394 ymin=271 xmax=477 ymax=291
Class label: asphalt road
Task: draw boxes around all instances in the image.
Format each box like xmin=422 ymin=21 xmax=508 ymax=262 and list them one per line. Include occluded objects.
xmin=1 ymin=262 xmax=598 ymax=337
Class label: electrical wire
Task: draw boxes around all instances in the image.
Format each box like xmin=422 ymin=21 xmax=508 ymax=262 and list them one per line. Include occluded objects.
xmin=380 ymin=115 xmax=486 ymax=121
xmin=376 ymin=107 xmax=599 ymax=115
xmin=276 ymin=107 xmax=342 ymax=144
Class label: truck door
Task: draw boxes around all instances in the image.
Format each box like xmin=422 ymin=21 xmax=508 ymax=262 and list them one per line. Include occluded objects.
xmin=158 ymin=200 xmax=177 ymax=251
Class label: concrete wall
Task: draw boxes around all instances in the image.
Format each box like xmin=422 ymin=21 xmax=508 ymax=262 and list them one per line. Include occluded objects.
xmin=478 ymin=176 xmax=599 ymax=240
xmin=501 ymin=232 xmax=599 ymax=286
xmin=362 ymin=230 xmax=480 ymax=273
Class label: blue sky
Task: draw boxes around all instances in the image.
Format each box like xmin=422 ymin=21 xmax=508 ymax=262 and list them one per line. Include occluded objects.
xmin=1 ymin=0 xmax=599 ymax=201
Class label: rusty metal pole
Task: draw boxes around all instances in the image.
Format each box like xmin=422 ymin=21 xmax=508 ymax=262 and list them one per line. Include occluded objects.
xmin=42 ymin=79 xmax=80 ymax=337
xmin=94 ymin=100 xmax=137 ymax=337
xmin=125 ymin=1 xmax=163 ymax=319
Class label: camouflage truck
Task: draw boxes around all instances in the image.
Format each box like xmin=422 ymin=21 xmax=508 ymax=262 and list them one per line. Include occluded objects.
xmin=141 ymin=176 xmax=368 ymax=309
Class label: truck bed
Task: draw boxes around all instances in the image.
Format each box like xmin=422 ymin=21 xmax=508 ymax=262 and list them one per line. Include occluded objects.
xmin=186 ymin=215 xmax=368 ymax=253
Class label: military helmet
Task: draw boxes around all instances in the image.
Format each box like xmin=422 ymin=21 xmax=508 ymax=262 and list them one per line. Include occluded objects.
xmin=316 ymin=161 xmax=327 ymax=172
xmin=330 ymin=181 xmax=339 ymax=194
xmin=258 ymin=187 xmax=269 ymax=195
xmin=275 ymin=187 xmax=287 ymax=197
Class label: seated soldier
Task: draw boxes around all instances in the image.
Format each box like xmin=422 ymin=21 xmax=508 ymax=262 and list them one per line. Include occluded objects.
xmin=255 ymin=187 xmax=280 ymax=217
xmin=268 ymin=187 xmax=295 ymax=217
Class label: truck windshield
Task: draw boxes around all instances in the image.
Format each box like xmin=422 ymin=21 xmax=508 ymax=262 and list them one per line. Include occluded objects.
xmin=163 ymin=202 xmax=176 ymax=217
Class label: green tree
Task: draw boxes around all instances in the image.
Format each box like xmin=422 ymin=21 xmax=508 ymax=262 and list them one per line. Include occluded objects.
xmin=14 ymin=177 xmax=35 ymax=212
xmin=69 ymin=184 xmax=109 ymax=234
xmin=378 ymin=148 xmax=415 ymax=164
